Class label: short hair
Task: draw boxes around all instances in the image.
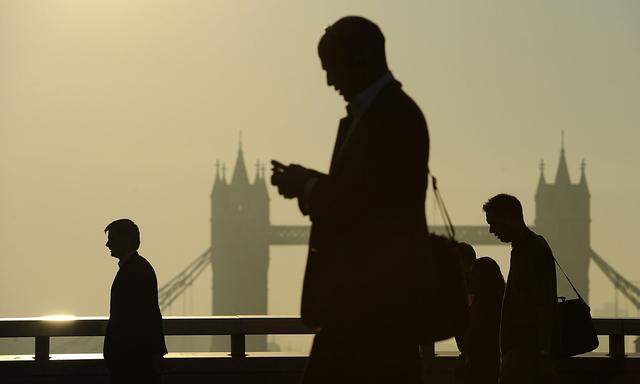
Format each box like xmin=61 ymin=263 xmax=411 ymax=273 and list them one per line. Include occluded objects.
xmin=457 ymin=242 xmax=477 ymax=265
xmin=318 ymin=16 xmax=387 ymax=67
xmin=482 ymin=194 xmax=524 ymax=221
xmin=104 ymin=219 xmax=140 ymax=250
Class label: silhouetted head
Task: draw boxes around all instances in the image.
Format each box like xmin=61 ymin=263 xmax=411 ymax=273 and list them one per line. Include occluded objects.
xmin=104 ymin=219 xmax=140 ymax=259
xmin=469 ymin=257 xmax=505 ymax=298
xmin=483 ymin=194 xmax=527 ymax=243
xmin=318 ymin=16 xmax=389 ymax=102
xmin=457 ymin=242 xmax=476 ymax=283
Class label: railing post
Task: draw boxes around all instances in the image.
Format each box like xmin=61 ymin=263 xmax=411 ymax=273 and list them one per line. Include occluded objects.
xmin=230 ymin=333 xmax=246 ymax=358
xmin=609 ymin=334 xmax=625 ymax=358
xmin=35 ymin=336 xmax=50 ymax=361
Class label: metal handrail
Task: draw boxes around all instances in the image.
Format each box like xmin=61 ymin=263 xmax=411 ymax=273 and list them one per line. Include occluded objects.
xmin=0 ymin=316 xmax=638 ymax=361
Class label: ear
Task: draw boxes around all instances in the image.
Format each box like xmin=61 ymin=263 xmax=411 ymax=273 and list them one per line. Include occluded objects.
xmin=347 ymin=52 xmax=366 ymax=68
xmin=351 ymin=53 xmax=364 ymax=66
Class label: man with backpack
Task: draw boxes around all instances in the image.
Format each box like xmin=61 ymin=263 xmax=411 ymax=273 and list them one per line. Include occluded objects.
xmin=483 ymin=194 xmax=557 ymax=384
xmin=271 ymin=16 xmax=429 ymax=383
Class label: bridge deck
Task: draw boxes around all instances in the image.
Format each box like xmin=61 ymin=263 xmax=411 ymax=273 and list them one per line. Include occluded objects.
xmin=1 ymin=317 xmax=639 ymax=383
xmin=1 ymin=351 xmax=639 ymax=384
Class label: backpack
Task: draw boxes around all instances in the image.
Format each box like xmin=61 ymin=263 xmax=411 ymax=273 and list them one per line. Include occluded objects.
xmin=413 ymin=233 xmax=470 ymax=342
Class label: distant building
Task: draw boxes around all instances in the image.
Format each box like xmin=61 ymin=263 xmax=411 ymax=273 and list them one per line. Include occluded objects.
xmin=535 ymin=139 xmax=591 ymax=302
xmin=208 ymin=136 xmax=595 ymax=353
xmin=210 ymin=139 xmax=270 ymax=351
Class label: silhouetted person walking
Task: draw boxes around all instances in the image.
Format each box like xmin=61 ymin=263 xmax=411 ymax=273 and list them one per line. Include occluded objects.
xmin=453 ymin=242 xmax=475 ymax=376
xmin=458 ymin=243 xmax=477 ymax=288
xmin=462 ymin=257 xmax=505 ymax=384
xmin=103 ymin=219 xmax=167 ymax=384
xmin=271 ymin=16 xmax=429 ymax=384
xmin=483 ymin=195 xmax=557 ymax=384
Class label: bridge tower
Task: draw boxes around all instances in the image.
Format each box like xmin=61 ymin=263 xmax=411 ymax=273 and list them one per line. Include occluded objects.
xmin=210 ymin=138 xmax=270 ymax=351
xmin=535 ymin=137 xmax=591 ymax=302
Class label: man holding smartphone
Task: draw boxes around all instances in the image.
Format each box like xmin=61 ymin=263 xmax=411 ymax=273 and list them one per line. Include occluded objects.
xmin=271 ymin=16 xmax=429 ymax=383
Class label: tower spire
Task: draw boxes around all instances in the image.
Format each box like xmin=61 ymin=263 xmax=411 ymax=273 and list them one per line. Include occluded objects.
xmin=212 ymin=160 xmax=224 ymax=192
xmin=254 ymin=158 xmax=269 ymax=195
xmin=255 ymin=159 xmax=262 ymax=182
xmin=536 ymin=158 xmax=547 ymax=196
xmin=555 ymin=131 xmax=571 ymax=184
xmin=231 ymin=132 xmax=249 ymax=185
xmin=579 ymin=159 xmax=589 ymax=192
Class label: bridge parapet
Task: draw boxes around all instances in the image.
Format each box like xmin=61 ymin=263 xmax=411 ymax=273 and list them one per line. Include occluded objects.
xmin=1 ymin=316 xmax=639 ymax=383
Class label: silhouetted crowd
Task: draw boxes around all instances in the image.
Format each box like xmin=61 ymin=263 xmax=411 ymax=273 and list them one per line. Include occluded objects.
xmin=101 ymin=15 xmax=596 ymax=384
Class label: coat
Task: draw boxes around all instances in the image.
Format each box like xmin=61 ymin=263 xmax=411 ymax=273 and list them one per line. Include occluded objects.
xmin=298 ymin=80 xmax=429 ymax=383
xmin=104 ymin=253 xmax=167 ymax=371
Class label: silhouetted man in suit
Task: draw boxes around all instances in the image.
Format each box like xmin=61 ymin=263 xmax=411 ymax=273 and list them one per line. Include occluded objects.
xmin=483 ymin=194 xmax=557 ymax=384
xmin=103 ymin=219 xmax=167 ymax=384
xmin=271 ymin=16 xmax=429 ymax=383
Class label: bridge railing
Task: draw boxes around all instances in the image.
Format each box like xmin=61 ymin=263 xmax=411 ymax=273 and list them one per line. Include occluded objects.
xmin=0 ymin=316 xmax=638 ymax=361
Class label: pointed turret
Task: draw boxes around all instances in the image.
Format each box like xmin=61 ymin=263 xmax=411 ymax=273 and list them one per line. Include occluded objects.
xmin=254 ymin=160 xmax=269 ymax=196
xmin=536 ymin=159 xmax=546 ymax=192
xmin=221 ymin=163 xmax=227 ymax=183
xmin=578 ymin=159 xmax=590 ymax=195
xmin=555 ymin=131 xmax=571 ymax=185
xmin=254 ymin=160 xmax=262 ymax=184
xmin=212 ymin=160 xmax=223 ymax=192
xmin=230 ymin=133 xmax=249 ymax=186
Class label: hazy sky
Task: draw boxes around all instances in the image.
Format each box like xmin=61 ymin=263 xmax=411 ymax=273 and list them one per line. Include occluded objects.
xmin=1 ymin=0 xmax=639 ymax=327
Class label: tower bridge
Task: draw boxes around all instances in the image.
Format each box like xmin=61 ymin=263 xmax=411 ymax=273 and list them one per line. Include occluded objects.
xmin=3 ymin=140 xmax=640 ymax=383
xmin=208 ymin=139 xmax=606 ymax=351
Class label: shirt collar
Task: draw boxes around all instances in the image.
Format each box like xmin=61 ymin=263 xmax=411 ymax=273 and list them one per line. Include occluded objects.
xmin=118 ymin=251 xmax=138 ymax=268
xmin=348 ymin=72 xmax=395 ymax=117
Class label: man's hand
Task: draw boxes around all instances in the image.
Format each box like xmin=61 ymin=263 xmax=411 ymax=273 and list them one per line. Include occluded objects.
xmin=270 ymin=160 xmax=313 ymax=199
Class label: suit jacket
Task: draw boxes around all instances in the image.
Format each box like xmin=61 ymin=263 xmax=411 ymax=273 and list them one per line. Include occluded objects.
xmin=299 ymin=80 xmax=429 ymax=331
xmin=500 ymin=229 xmax=557 ymax=354
xmin=104 ymin=253 xmax=167 ymax=370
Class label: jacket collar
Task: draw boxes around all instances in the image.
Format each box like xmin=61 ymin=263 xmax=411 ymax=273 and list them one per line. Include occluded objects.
xmin=331 ymin=79 xmax=402 ymax=175
xmin=348 ymin=72 xmax=395 ymax=118
xmin=118 ymin=251 xmax=138 ymax=268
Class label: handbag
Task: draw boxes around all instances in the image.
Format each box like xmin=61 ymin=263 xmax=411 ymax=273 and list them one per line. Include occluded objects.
xmin=553 ymin=257 xmax=599 ymax=357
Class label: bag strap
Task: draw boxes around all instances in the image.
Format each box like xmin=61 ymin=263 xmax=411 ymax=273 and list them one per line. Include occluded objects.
xmin=430 ymin=175 xmax=455 ymax=239
xmin=551 ymin=254 xmax=587 ymax=304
